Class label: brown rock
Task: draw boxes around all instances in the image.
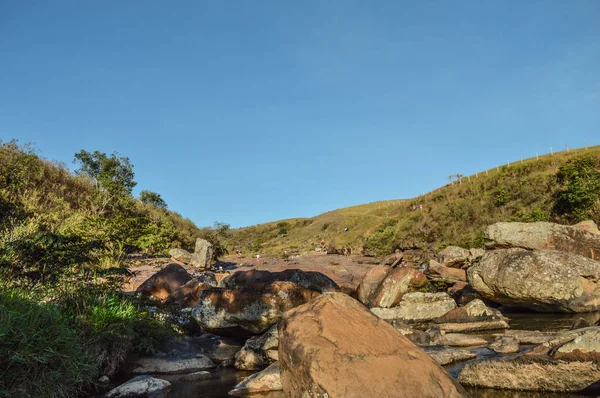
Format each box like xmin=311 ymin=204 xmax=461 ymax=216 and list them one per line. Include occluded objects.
xmin=488 ymin=336 xmax=519 ymax=354
xmin=369 ymin=266 xmax=428 ymax=308
xmin=278 ymin=292 xmax=467 ymax=398
xmin=356 ymin=265 xmax=390 ymax=305
xmin=427 ymin=260 xmax=467 ymax=283
xmin=220 ymin=268 xmax=339 ymax=293
xmin=166 ymin=279 xmax=212 ymax=308
xmin=191 ymin=281 xmax=319 ymax=334
xmin=135 ymin=263 xmax=193 ymax=301
xmin=573 ymin=220 xmax=600 ymax=235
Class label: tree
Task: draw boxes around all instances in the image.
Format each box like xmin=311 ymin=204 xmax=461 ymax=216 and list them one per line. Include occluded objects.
xmin=73 ymin=150 xmax=136 ymax=213
xmin=139 ymin=190 xmax=167 ymax=209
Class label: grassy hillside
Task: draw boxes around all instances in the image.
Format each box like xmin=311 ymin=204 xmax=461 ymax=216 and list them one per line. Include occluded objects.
xmin=225 ymin=145 xmax=600 ymax=256
xmin=0 ymin=140 xmax=211 ymax=397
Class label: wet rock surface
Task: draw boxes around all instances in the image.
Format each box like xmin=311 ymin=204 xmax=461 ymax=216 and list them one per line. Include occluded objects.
xmin=105 ymin=375 xmax=171 ymax=397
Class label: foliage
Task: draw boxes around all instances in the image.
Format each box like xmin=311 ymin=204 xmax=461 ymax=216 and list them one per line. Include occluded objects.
xmin=0 ymin=288 xmax=96 ymax=398
xmin=554 ymin=155 xmax=600 ymax=221
xmin=493 ymin=188 xmax=511 ymax=207
xmin=139 ymin=190 xmax=167 ymax=209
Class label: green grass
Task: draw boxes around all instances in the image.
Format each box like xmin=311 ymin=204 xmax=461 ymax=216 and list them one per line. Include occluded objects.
xmin=225 ymin=146 xmax=600 ymax=256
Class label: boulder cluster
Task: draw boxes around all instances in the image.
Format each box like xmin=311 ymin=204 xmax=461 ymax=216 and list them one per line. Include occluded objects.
xmin=106 ymin=220 xmax=600 ymax=397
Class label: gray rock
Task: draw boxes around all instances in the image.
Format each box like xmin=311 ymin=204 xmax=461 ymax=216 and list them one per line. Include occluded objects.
xmin=469 ymin=248 xmax=485 ymax=261
xmin=438 ymin=246 xmax=470 ymax=268
xmin=190 ymin=238 xmax=214 ymax=269
xmin=574 ymin=220 xmax=600 ymax=235
xmin=179 ymin=371 xmax=215 ymax=382
xmin=489 ymin=336 xmax=519 ymax=354
xmin=169 ymin=248 xmax=192 ymax=264
xmin=371 ymin=292 xmax=456 ymax=321
xmin=484 ymin=221 xmax=600 ymax=260
xmin=105 ymin=376 xmax=170 ymax=398
xmin=468 ymin=248 xmax=600 ymax=312
xmin=554 ymin=328 xmax=600 ymax=361
xmin=421 ymin=346 xmax=477 ymax=365
xmin=229 ymin=361 xmax=283 ymax=396
xmin=131 ymin=356 xmax=215 ymax=375
xmin=235 ymin=324 xmax=279 ymax=370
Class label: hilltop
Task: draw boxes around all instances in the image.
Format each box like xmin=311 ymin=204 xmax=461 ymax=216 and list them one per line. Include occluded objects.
xmin=225 ymin=145 xmax=600 ymax=256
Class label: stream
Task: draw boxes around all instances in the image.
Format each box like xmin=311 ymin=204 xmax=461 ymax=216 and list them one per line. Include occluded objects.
xmin=110 ymin=311 xmax=600 ymax=398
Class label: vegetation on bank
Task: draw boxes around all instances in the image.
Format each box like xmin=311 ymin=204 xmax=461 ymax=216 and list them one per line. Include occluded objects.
xmin=0 ymin=140 xmax=220 ymax=397
xmin=225 ymin=146 xmax=600 ymax=256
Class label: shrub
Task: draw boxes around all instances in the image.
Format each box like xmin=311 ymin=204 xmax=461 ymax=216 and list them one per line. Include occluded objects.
xmin=554 ymin=155 xmax=600 ymax=221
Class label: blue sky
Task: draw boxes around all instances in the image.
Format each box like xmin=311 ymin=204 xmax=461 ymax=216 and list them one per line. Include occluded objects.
xmin=1 ymin=1 xmax=599 ymax=228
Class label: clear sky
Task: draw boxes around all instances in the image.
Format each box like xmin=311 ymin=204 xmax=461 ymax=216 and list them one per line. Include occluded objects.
xmin=1 ymin=1 xmax=599 ymax=228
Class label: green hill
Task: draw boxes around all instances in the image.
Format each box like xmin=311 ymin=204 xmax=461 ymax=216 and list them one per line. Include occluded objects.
xmin=225 ymin=145 xmax=600 ymax=256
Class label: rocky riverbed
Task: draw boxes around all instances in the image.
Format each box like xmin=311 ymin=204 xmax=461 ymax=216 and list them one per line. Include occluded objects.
xmin=103 ymin=221 xmax=600 ymax=398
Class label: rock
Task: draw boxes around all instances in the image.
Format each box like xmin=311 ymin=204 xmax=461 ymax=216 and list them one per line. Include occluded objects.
xmin=235 ymin=324 xmax=279 ymax=370
xmin=448 ymin=282 xmax=481 ymax=306
xmin=368 ymin=266 xmax=428 ymax=308
xmin=191 ymin=271 xmax=218 ymax=286
xmin=356 ymin=266 xmax=390 ymax=306
xmin=166 ymin=279 xmax=213 ymax=308
xmin=429 ymin=329 xmax=488 ymax=347
xmin=98 ymin=376 xmax=110 ymax=385
xmin=179 ymin=371 xmax=215 ymax=382
xmin=458 ymin=356 xmax=600 ymax=392
xmin=131 ymin=356 xmax=215 ymax=375
xmin=438 ymin=246 xmax=470 ymax=268
xmin=229 ymin=361 xmax=283 ymax=396
xmin=525 ymin=326 xmax=600 ymax=357
xmin=571 ymin=317 xmax=592 ymax=329
xmin=469 ymin=248 xmax=485 ymax=260
xmin=154 ymin=334 xmax=242 ymax=365
xmin=192 ymin=282 xmax=319 ymax=334
xmin=220 ymin=269 xmax=339 ymax=293
xmin=169 ymin=248 xmax=192 ymax=264
xmin=467 ymin=248 xmax=600 ymax=312
xmin=426 ymin=260 xmax=467 ymax=283
xmin=489 ymin=336 xmax=519 ymax=353
xmin=484 ymin=221 xmax=600 ymax=261
xmin=421 ymin=346 xmax=477 ymax=365
xmin=433 ymin=299 xmax=509 ymax=332
xmin=381 ymin=252 xmax=403 ymax=267
xmin=553 ymin=329 xmax=600 ymax=361
xmin=135 ymin=263 xmax=193 ymax=301
xmin=396 ymin=328 xmax=431 ymax=345
xmin=501 ymin=330 xmax=559 ymax=345
xmin=105 ymin=376 xmax=170 ymax=398
xmin=278 ymin=292 xmax=467 ymax=398
xmin=370 ymin=292 xmax=456 ymax=322
xmin=574 ymin=220 xmax=600 ymax=235
xmin=190 ymin=238 xmax=214 ymax=269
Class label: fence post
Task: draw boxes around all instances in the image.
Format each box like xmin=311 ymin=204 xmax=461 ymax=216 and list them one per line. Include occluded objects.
xmin=550 ymin=147 xmax=553 ymax=155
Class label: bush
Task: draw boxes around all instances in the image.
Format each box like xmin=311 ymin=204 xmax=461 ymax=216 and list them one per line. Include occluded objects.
xmin=555 ymin=155 xmax=600 ymax=221
xmin=0 ymin=289 xmax=96 ymax=398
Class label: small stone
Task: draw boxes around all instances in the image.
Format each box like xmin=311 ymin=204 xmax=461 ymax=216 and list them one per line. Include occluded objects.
xmin=105 ymin=376 xmax=170 ymax=398
xmin=179 ymin=371 xmax=215 ymax=382
xmin=488 ymin=336 xmax=519 ymax=354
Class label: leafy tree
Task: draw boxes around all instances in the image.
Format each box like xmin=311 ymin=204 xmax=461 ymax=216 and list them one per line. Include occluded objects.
xmin=139 ymin=190 xmax=167 ymax=209
xmin=73 ymin=150 xmax=136 ymax=214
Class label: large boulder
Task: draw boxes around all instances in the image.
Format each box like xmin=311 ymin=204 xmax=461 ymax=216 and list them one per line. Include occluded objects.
xmin=220 ymin=269 xmax=339 ymax=293
xmin=485 ymin=221 xmax=600 ymax=260
xmin=437 ymin=246 xmax=470 ymax=268
xmin=468 ymin=248 xmax=600 ymax=312
xmin=190 ymin=238 xmax=214 ymax=269
xmin=105 ymin=376 xmax=170 ymax=398
xmin=135 ymin=263 xmax=192 ymax=301
xmin=191 ymin=282 xmax=319 ymax=334
xmin=165 ymin=279 xmax=212 ymax=308
xmin=368 ymin=266 xmax=428 ymax=308
xmin=235 ymin=325 xmax=279 ymax=370
xmin=370 ymin=292 xmax=456 ymax=322
xmin=168 ymin=248 xmax=192 ymax=264
xmin=278 ymin=292 xmax=467 ymax=398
